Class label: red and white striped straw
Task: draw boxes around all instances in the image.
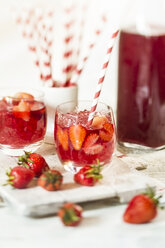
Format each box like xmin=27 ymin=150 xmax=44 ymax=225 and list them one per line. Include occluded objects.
xmin=37 ymin=9 xmax=54 ymax=87
xmin=70 ymin=14 xmax=107 ymax=85
xmin=15 ymin=8 xmax=39 ymax=66
xmin=62 ymin=6 xmax=76 ymax=86
xmin=76 ymin=4 xmax=88 ymax=60
xmin=87 ymin=29 xmax=119 ymax=125
xmin=15 ymin=7 xmax=54 ymax=87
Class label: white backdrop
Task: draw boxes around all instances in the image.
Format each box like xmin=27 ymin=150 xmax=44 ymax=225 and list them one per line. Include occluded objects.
xmin=0 ymin=0 xmax=131 ymax=112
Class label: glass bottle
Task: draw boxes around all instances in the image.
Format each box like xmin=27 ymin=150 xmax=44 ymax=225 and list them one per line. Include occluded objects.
xmin=117 ymin=0 xmax=165 ymax=152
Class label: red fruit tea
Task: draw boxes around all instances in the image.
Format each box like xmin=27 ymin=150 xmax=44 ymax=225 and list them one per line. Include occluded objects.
xmin=117 ymin=28 xmax=165 ymax=149
xmin=55 ymin=109 xmax=115 ymax=167
xmin=0 ymin=98 xmax=46 ymax=149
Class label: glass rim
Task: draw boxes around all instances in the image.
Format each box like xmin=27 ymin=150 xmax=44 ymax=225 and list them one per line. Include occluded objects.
xmin=0 ymin=87 xmax=44 ymax=100
xmin=56 ymin=100 xmax=113 ymax=111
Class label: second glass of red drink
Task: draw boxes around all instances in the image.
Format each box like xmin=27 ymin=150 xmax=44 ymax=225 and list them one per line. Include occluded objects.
xmin=0 ymin=88 xmax=47 ymax=156
xmin=54 ymin=101 xmax=116 ymax=172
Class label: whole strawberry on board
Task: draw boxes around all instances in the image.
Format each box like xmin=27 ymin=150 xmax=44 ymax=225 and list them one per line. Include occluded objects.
xmin=74 ymin=160 xmax=103 ymax=186
xmin=123 ymin=187 xmax=162 ymax=224
xmin=6 ymin=166 xmax=34 ymax=189
xmin=37 ymin=170 xmax=63 ymax=191
xmin=58 ymin=202 xmax=83 ymax=226
xmin=18 ymin=151 xmax=49 ymax=177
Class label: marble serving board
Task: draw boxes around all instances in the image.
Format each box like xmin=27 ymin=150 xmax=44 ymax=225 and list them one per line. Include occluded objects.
xmin=0 ymin=143 xmax=158 ymax=217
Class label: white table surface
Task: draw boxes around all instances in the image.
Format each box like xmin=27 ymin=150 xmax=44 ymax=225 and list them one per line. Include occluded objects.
xmin=1 ymin=200 xmax=165 ymax=248
xmin=1 ymin=1 xmax=165 ymax=247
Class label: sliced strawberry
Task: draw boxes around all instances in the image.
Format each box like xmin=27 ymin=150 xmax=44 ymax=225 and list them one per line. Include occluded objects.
xmin=57 ymin=127 xmax=68 ymax=151
xmin=104 ymin=122 xmax=114 ymax=133
xmin=14 ymin=92 xmax=34 ymax=100
xmin=83 ymin=133 xmax=99 ymax=148
xmin=99 ymin=122 xmax=114 ymax=141
xmin=84 ymin=144 xmax=103 ymax=155
xmin=83 ymin=133 xmax=103 ymax=155
xmin=13 ymin=100 xmax=31 ymax=121
xmin=92 ymin=115 xmax=108 ymax=129
xmin=69 ymin=125 xmax=86 ymax=150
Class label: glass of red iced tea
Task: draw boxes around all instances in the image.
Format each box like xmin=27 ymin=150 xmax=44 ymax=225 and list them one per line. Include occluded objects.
xmin=0 ymin=88 xmax=47 ymax=156
xmin=54 ymin=101 xmax=116 ymax=172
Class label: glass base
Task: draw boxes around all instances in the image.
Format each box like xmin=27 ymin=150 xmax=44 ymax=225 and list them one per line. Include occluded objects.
xmin=63 ymin=161 xmax=82 ymax=174
xmin=0 ymin=140 xmax=43 ymax=156
xmin=117 ymin=141 xmax=165 ymax=154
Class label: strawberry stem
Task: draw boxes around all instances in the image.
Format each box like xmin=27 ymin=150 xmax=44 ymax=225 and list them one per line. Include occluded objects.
xmin=85 ymin=160 xmax=103 ymax=182
xmin=42 ymin=170 xmax=63 ymax=190
xmin=144 ymin=186 xmax=162 ymax=208
xmin=5 ymin=168 xmax=14 ymax=186
xmin=17 ymin=151 xmax=32 ymax=168
xmin=63 ymin=207 xmax=80 ymax=225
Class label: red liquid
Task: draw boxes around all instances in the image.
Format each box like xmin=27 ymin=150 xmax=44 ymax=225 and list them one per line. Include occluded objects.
xmin=0 ymin=99 xmax=46 ymax=148
xmin=117 ymin=29 xmax=165 ymax=148
xmin=54 ymin=111 xmax=115 ymax=167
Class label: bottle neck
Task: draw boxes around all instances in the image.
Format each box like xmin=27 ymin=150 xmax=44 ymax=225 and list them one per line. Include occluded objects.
xmin=120 ymin=0 xmax=165 ymax=35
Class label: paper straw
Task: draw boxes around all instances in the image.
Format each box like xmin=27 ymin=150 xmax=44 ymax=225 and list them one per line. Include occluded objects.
xmin=15 ymin=8 xmax=38 ymax=65
xmin=87 ymin=30 xmax=119 ymax=125
xmin=37 ymin=9 xmax=54 ymax=87
xmin=43 ymin=10 xmax=54 ymax=85
xmin=62 ymin=6 xmax=76 ymax=85
xmin=15 ymin=7 xmax=54 ymax=87
xmin=15 ymin=8 xmax=44 ymax=82
xmin=70 ymin=14 xmax=107 ymax=85
xmin=76 ymin=4 xmax=88 ymax=60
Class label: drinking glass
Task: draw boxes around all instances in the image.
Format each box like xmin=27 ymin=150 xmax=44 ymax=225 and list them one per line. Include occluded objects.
xmin=54 ymin=100 xmax=116 ymax=172
xmin=0 ymin=88 xmax=47 ymax=156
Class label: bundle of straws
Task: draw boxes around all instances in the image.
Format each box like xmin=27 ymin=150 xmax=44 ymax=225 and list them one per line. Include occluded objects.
xmin=13 ymin=2 xmax=110 ymax=88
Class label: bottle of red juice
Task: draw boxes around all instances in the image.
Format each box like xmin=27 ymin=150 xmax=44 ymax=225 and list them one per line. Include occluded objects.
xmin=117 ymin=1 xmax=165 ymax=151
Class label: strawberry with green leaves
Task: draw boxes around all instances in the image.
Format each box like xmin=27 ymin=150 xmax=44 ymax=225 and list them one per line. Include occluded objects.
xmin=74 ymin=160 xmax=103 ymax=186
xmin=123 ymin=188 xmax=162 ymax=224
xmin=58 ymin=202 xmax=83 ymax=226
xmin=6 ymin=166 xmax=34 ymax=189
xmin=18 ymin=151 xmax=49 ymax=177
xmin=37 ymin=169 xmax=63 ymax=191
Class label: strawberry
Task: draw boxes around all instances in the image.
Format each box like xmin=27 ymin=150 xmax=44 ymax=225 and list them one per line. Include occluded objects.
xmin=14 ymin=92 xmax=34 ymax=100
xmin=123 ymin=188 xmax=161 ymax=224
xmin=58 ymin=202 xmax=83 ymax=226
xmin=13 ymin=100 xmax=31 ymax=121
xmin=69 ymin=125 xmax=86 ymax=150
xmin=92 ymin=115 xmax=107 ymax=129
xmin=57 ymin=126 xmax=68 ymax=151
xmin=83 ymin=133 xmax=103 ymax=155
xmin=83 ymin=144 xmax=103 ymax=155
xmin=6 ymin=166 xmax=34 ymax=189
xmin=37 ymin=169 xmax=63 ymax=191
xmin=99 ymin=122 xmax=114 ymax=141
xmin=74 ymin=160 xmax=103 ymax=186
xmin=18 ymin=151 xmax=49 ymax=177
xmin=83 ymin=133 xmax=99 ymax=148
